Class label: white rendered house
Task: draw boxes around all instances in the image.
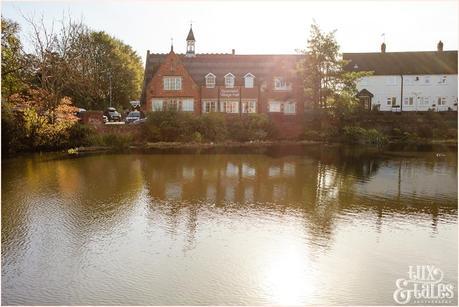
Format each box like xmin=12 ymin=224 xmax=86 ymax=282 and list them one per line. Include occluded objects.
xmin=344 ymin=42 xmax=458 ymax=112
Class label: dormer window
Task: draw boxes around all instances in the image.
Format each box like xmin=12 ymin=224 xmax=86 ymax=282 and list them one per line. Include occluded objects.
xmin=274 ymin=77 xmax=290 ymax=90
xmin=244 ymin=73 xmax=255 ymax=88
xmin=225 ymin=73 xmax=235 ymax=88
xmin=205 ymin=73 xmax=216 ymax=88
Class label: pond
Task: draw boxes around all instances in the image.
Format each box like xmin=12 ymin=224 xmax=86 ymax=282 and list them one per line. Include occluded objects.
xmin=2 ymin=145 xmax=457 ymax=305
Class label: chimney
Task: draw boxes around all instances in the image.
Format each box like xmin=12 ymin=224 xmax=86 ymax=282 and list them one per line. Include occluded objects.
xmin=437 ymin=40 xmax=444 ymax=52
xmin=232 ymin=49 xmax=235 ymax=55
xmin=381 ymin=42 xmax=386 ymax=53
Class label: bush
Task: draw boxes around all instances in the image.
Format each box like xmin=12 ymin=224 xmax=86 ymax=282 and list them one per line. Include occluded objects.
xmin=142 ymin=111 xmax=276 ymax=143
xmin=343 ymin=126 xmax=387 ymax=144
xmin=197 ymin=113 xmax=227 ymax=142
xmin=302 ymin=130 xmax=323 ymax=141
xmin=142 ymin=110 xmax=199 ymax=142
xmin=227 ymin=114 xmax=273 ymax=142
xmin=101 ymin=133 xmax=133 ymax=150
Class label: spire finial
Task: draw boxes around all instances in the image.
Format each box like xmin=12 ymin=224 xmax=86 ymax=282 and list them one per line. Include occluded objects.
xmin=170 ymin=37 xmax=174 ymax=52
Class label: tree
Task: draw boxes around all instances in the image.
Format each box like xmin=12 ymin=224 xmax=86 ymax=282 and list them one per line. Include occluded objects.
xmin=21 ymin=14 xmax=88 ymax=121
xmin=1 ymin=17 xmax=30 ymax=99
xmin=298 ymin=22 xmax=370 ymax=110
xmin=20 ymin=14 xmax=143 ymax=111
xmin=63 ymin=31 xmax=143 ymax=110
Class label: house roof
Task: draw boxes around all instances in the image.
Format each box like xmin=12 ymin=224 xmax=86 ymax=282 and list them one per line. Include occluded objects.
xmin=141 ymin=53 xmax=303 ymax=103
xmin=343 ymin=51 xmax=458 ymax=75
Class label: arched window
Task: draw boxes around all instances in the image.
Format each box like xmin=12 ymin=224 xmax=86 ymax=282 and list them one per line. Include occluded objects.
xmin=224 ymin=73 xmax=235 ymax=88
xmin=244 ymin=73 xmax=255 ymax=88
xmin=205 ymin=73 xmax=216 ymax=88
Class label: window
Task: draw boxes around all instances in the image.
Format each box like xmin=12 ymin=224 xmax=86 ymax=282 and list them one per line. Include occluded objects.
xmin=163 ymin=76 xmax=182 ymax=90
xmin=424 ymin=76 xmax=431 ymax=85
xmin=274 ymin=77 xmax=290 ymax=90
xmin=404 ymin=97 xmax=414 ymax=105
xmin=244 ymin=73 xmax=255 ymax=88
xmin=386 ymin=76 xmax=397 ymax=85
xmin=223 ymin=101 xmax=238 ymax=113
xmin=284 ymin=102 xmax=296 ymax=114
xmin=242 ymin=100 xmax=257 ymax=113
xmin=269 ymin=101 xmax=281 ymax=112
xmin=165 ymin=99 xmax=179 ymax=110
xmin=386 ymin=97 xmax=397 ymax=106
xmin=437 ymin=97 xmax=447 ymax=106
xmin=182 ymin=99 xmax=194 ymax=111
xmin=205 ymin=73 xmax=216 ymax=88
xmin=224 ymin=73 xmax=235 ymax=88
xmin=152 ymin=99 xmax=163 ymax=111
xmin=202 ymin=100 xmax=218 ymax=113
xmin=440 ymin=75 xmax=447 ymax=85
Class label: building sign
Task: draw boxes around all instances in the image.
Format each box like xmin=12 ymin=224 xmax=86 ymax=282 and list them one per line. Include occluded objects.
xmin=220 ymin=88 xmax=240 ymax=98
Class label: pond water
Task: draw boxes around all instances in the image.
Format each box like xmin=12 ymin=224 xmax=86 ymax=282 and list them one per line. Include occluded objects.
xmin=2 ymin=145 xmax=458 ymax=305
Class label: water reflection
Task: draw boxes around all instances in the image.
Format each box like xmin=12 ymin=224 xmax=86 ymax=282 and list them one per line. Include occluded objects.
xmin=2 ymin=145 xmax=457 ymax=305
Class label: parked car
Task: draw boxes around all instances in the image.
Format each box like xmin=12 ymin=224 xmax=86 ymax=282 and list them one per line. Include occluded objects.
xmin=104 ymin=107 xmax=121 ymax=122
xmin=125 ymin=111 xmax=143 ymax=124
xmin=102 ymin=115 xmax=108 ymax=123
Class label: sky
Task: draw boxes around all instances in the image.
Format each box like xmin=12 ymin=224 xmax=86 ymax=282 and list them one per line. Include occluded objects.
xmin=2 ymin=0 xmax=458 ymax=64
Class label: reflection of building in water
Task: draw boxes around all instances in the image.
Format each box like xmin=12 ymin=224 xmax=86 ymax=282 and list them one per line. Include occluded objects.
xmin=138 ymin=153 xmax=456 ymax=249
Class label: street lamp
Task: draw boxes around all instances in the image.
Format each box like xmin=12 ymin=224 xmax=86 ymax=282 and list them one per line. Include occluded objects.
xmin=108 ymin=72 xmax=113 ymax=108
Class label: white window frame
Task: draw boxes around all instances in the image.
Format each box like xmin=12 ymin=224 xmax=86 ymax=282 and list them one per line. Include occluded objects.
xmin=202 ymin=100 xmax=218 ymax=113
xmin=269 ymin=101 xmax=281 ymax=112
xmin=224 ymin=73 xmax=235 ymax=88
xmin=244 ymin=73 xmax=255 ymax=88
xmin=386 ymin=97 xmax=397 ymax=106
xmin=284 ymin=101 xmax=296 ymax=114
xmin=437 ymin=97 xmax=447 ymax=106
xmin=163 ymin=76 xmax=182 ymax=91
xmin=404 ymin=97 xmax=414 ymax=106
xmin=273 ymin=77 xmax=290 ymax=90
xmin=222 ymin=100 xmax=239 ymax=113
xmin=242 ymin=99 xmax=257 ymax=113
xmin=205 ymin=73 xmax=216 ymax=88
xmin=152 ymin=99 xmax=163 ymax=111
xmin=182 ymin=99 xmax=194 ymax=111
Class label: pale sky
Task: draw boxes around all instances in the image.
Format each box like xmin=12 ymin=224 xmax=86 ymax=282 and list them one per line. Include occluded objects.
xmin=2 ymin=0 xmax=458 ymax=64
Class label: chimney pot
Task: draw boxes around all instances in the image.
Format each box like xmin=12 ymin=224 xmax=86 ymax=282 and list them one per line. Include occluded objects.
xmin=381 ymin=42 xmax=386 ymax=53
xmin=437 ymin=40 xmax=444 ymax=52
xmin=232 ymin=49 xmax=235 ymax=55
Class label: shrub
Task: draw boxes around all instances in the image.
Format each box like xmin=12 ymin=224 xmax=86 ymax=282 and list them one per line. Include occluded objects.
xmin=142 ymin=110 xmax=199 ymax=142
xmin=302 ymin=130 xmax=323 ymax=141
xmin=101 ymin=133 xmax=133 ymax=150
xmin=197 ymin=113 xmax=227 ymax=142
xmin=343 ymin=126 xmax=387 ymax=144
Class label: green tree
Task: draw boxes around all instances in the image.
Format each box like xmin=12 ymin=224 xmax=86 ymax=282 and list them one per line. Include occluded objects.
xmin=1 ymin=17 xmax=30 ymax=99
xmin=63 ymin=31 xmax=143 ymax=110
xmin=298 ymin=22 xmax=370 ymax=110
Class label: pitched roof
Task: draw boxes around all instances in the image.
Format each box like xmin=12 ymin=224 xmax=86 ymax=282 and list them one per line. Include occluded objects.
xmin=140 ymin=53 xmax=302 ymax=103
xmin=343 ymin=51 xmax=458 ymax=75
xmin=186 ymin=28 xmax=195 ymax=41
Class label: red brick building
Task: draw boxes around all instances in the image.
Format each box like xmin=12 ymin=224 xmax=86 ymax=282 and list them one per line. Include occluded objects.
xmin=140 ymin=26 xmax=305 ymax=138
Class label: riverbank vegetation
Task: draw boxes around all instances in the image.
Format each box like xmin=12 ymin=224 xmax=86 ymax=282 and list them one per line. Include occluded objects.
xmin=2 ymin=18 xmax=456 ymax=155
xmin=1 ymin=16 xmax=143 ymax=154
